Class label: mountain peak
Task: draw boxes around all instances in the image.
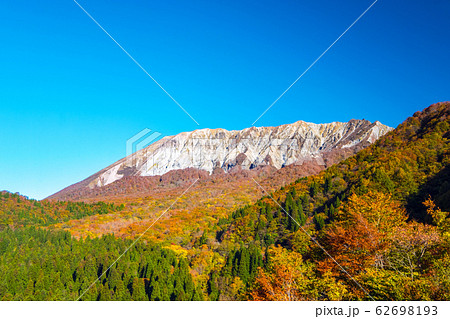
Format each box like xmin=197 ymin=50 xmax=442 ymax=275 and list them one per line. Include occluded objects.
xmin=48 ymin=119 xmax=392 ymax=201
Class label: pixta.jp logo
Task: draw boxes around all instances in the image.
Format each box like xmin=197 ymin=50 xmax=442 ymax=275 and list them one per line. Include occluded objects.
xmin=126 ymin=128 xmax=162 ymax=165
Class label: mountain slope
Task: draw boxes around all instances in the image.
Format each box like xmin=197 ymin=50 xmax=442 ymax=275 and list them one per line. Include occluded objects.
xmin=215 ymin=102 xmax=450 ymax=300
xmin=220 ymin=102 xmax=450 ymax=245
xmin=49 ymin=119 xmax=392 ymax=201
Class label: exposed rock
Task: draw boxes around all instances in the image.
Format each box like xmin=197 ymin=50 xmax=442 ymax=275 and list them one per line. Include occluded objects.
xmin=48 ymin=119 xmax=392 ymax=201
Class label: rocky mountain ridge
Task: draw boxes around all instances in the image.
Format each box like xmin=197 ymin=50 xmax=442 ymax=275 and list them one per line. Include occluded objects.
xmin=49 ymin=119 xmax=392 ymax=200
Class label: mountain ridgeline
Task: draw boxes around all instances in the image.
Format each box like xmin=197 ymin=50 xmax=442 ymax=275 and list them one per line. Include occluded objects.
xmin=49 ymin=119 xmax=391 ymax=201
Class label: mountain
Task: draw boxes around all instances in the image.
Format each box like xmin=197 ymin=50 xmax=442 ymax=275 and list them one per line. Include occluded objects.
xmin=217 ymin=102 xmax=450 ymax=300
xmin=222 ymin=101 xmax=450 ymax=243
xmin=49 ymin=119 xmax=392 ymax=201
xmin=2 ymin=102 xmax=449 ymax=301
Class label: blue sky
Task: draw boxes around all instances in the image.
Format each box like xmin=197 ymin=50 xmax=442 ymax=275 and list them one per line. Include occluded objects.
xmin=0 ymin=0 xmax=449 ymax=200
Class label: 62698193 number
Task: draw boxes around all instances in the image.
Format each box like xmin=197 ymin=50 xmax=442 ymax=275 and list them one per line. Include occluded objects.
xmin=375 ymin=306 xmax=438 ymax=316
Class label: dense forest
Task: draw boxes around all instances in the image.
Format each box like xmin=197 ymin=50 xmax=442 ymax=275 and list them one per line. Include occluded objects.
xmin=0 ymin=227 xmax=202 ymax=301
xmin=0 ymin=102 xmax=449 ymax=300
xmin=213 ymin=102 xmax=450 ymax=300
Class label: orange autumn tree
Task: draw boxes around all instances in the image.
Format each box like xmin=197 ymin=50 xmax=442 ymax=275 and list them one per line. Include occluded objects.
xmin=319 ymin=191 xmax=444 ymax=300
xmin=336 ymin=191 xmax=408 ymax=235
xmin=250 ymin=246 xmax=348 ymax=301
xmin=321 ymin=191 xmax=407 ymax=275
xmin=250 ymin=246 xmax=316 ymax=301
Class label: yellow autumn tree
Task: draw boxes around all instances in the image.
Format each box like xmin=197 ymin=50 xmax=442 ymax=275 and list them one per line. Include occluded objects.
xmin=336 ymin=191 xmax=407 ymax=235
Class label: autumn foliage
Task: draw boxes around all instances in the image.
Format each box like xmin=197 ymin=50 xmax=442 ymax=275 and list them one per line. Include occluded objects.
xmin=1 ymin=102 xmax=450 ymax=300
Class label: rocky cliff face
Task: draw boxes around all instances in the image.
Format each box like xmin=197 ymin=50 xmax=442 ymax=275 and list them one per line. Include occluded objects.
xmin=48 ymin=119 xmax=392 ymax=201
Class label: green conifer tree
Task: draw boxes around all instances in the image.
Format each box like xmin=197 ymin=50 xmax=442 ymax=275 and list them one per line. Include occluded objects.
xmin=132 ymin=278 xmax=147 ymax=301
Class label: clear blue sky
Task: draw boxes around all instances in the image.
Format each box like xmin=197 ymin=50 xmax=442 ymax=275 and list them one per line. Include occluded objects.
xmin=1 ymin=0 xmax=449 ymax=200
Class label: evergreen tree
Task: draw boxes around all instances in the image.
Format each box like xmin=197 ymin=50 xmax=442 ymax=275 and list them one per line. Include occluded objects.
xmin=291 ymin=187 xmax=297 ymax=199
xmin=192 ymin=286 xmax=204 ymax=301
xmin=207 ymin=272 xmax=220 ymax=301
xmin=285 ymin=193 xmax=294 ymax=212
xmin=329 ymin=204 xmax=336 ymax=220
xmin=99 ymin=284 xmax=112 ymax=301
xmin=114 ymin=280 xmax=129 ymax=300
xmin=237 ymin=249 xmax=250 ymax=284
xmin=309 ymin=182 xmax=318 ymax=198
xmin=150 ymin=281 xmax=162 ymax=301
xmin=265 ymin=207 xmax=273 ymax=222
xmin=335 ymin=196 xmax=341 ymax=208
xmin=132 ymin=278 xmax=147 ymax=301
xmin=288 ymin=207 xmax=300 ymax=232
xmin=324 ymin=175 xmax=332 ymax=194
xmin=23 ymin=279 xmax=34 ymax=301
xmin=313 ymin=214 xmax=325 ymax=231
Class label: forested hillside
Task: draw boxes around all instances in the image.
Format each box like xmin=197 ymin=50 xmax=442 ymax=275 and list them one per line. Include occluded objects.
xmin=0 ymin=194 xmax=202 ymax=301
xmin=0 ymin=191 xmax=124 ymax=228
xmin=0 ymin=227 xmax=202 ymax=301
xmin=0 ymin=102 xmax=449 ymax=301
xmin=211 ymin=102 xmax=450 ymax=300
